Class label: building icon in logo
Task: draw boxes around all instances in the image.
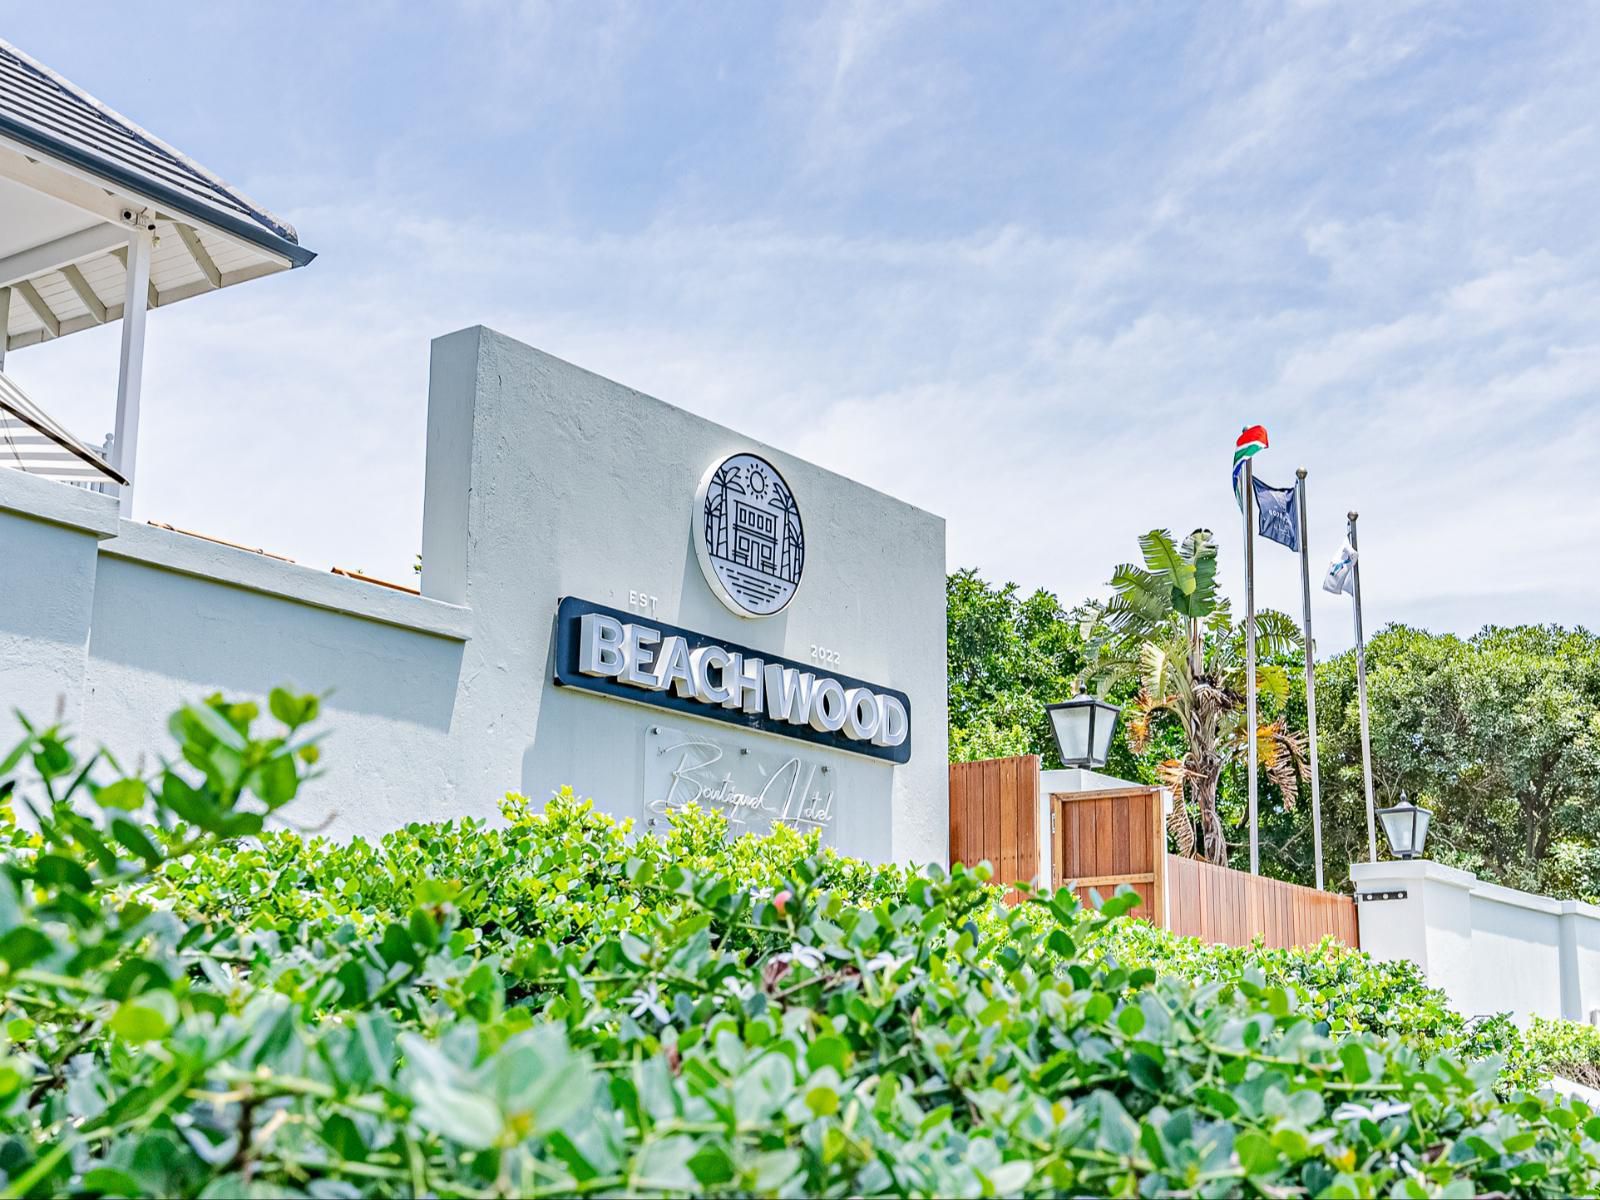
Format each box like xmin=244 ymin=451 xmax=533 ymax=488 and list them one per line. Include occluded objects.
xmin=695 ymin=452 xmax=804 ymax=617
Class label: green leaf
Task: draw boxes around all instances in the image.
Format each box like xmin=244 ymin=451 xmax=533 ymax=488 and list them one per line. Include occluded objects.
xmin=1139 ymin=529 xmax=1197 ymax=598
xmin=806 ymin=1034 xmax=850 ymax=1074
xmin=110 ymin=992 xmax=177 ymax=1042
xmin=33 ymin=853 xmax=93 ymax=893
xmin=252 ymin=753 xmax=300 ymax=807
xmin=0 ymin=927 xmax=53 ymax=970
xmin=1095 ymin=1092 xmax=1139 ymax=1156
xmin=635 ymin=1136 xmax=698 ymax=1192
xmin=110 ymin=817 xmax=163 ymax=867
xmin=745 ymin=1148 xmax=800 ymax=1193
xmin=269 ymin=688 xmax=319 ymax=729
xmin=1235 ymin=1130 xmax=1280 ymax=1176
xmin=183 ymin=700 xmax=249 ymax=751
xmin=805 ymin=1084 xmax=840 ymax=1117
xmin=401 ymin=1034 xmax=503 ymax=1149
xmin=94 ymin=778 xmax=148 ymax=811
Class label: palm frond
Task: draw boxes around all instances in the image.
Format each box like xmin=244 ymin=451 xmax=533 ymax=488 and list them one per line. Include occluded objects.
xmin=1255 ymin=663 xmax=1290 ymax=709
xmin=1253 ymin=608 xmax=1304 ymax=657
xmin=1257 ymin=720 xmax=1310 ymax=805
xmin=1159 ymin=760 xmax=1198 ymax=858
xmin=1138 ymin=641 xmax=1168 ymax=703
xmin=1106 ymin=566 xmax=1171 ymax=629
xmin=1186 ymin=528 xmax=1219 ymax=614
xmin=1138 ymin=529 xmax=1196 ymax=597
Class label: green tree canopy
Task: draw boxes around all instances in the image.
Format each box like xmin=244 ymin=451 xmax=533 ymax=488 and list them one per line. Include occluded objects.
xmin=946 ymin=569 xmax=1088 ymax=766
xmin=1309 ymin=623 xmax=1600 ymax=896
xmin=947 ymin=563 xmax=1600 ymax=899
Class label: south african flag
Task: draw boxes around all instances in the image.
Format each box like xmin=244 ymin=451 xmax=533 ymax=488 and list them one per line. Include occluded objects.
xmin=1232 ymin=424 xmax=1268 ymax=507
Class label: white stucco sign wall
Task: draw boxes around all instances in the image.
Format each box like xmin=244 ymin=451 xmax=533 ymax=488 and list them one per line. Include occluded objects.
xmin=0 ymin=327 xmax=949 ymax=866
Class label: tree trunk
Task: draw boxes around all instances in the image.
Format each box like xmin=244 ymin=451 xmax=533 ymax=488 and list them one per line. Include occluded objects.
xmin=1188 ymin=752 xmax=1227 ymax=866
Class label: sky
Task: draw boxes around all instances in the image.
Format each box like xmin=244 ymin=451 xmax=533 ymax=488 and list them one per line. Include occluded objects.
xmin=7 ymin=2 xmax=1600 ymax=655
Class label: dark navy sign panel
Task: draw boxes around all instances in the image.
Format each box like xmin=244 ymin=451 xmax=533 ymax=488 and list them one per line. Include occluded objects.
xmin=551 ymin=597 xmax=911 ymax=763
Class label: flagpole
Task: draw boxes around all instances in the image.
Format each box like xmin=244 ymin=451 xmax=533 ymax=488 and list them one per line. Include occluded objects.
xmin=1296 ymin=470 xmax=1324 ymax=890
xmin=1244 ymin=457 xmax=1259 ymax=875
xmin=1349 ymin=511 xmax=1378 ymax=862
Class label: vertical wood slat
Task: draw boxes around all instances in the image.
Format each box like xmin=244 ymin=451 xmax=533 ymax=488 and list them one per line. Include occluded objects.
xmin=949 ymin=763 xmax=966 ymax=868
xmin=999 ymin=760 xmax=1017 ymax=890
xmin=1016 ymin=756 xmax=1037 ymax=892
xmin=979 ymin=760 xmax=994 ymax=878
xmin=1163 ymin=852 xmax=1359 ymax=949
xmin=948 ymin=756 xmax=1040 ymax=904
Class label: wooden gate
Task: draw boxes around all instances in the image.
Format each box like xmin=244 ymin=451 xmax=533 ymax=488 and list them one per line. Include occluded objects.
xmin=1049 ymin=786 xmax=1166 ymax=924
xmin=948 ymin=755 xmax=1039 ymax=899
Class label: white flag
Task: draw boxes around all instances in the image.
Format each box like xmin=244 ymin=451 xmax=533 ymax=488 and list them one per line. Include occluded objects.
xmin=1323 ymin=539 xmax=1358 ymax=595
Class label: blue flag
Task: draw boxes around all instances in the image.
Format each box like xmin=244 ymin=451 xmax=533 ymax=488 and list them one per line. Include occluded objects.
xmin=1252 ymin=476 xmax=1299 ymax=552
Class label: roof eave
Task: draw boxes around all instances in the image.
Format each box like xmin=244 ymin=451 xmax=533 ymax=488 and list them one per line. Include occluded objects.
xmin=0 ymin=113 xmax=316 ymax=269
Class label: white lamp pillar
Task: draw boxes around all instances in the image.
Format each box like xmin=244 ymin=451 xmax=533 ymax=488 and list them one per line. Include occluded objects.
xmin=112 ymin=228 xmax=152 ymax=517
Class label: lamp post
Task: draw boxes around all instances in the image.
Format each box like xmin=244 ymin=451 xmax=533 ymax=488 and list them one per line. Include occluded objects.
xmin=1376 ymin=792 xmax=1433 ymax=861
xmin=1046 ymin=691 xmax=1120 ymax=770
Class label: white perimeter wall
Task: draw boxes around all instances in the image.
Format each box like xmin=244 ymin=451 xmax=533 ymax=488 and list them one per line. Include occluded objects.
xmin=0 ymin=327 xmax=949 ymax=865
xmin=1352 ymin=859 xmax=1600 ymax=1024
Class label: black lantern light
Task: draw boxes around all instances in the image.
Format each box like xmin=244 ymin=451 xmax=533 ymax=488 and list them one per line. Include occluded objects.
xmin=1045 ymin=690 xmax=1120 ymax=769
xmin=1376 ymin=792 xmax=1433 ymax=861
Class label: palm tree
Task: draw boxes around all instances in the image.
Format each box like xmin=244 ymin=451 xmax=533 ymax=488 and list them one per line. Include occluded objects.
xmin=1083 ymin=528 xmax=1307 ymax=866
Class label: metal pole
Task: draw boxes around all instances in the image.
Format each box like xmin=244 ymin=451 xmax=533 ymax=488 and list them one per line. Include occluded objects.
xmin=1244 ymin=457 xmax=1259 ymax=874
xmin=1349 ymin=511 xmax=1378 ymax=861
xmin=1296 ymin=470 xmax=1324 ymax=889
xmin=0 ymin=287 xmax=10 ymax=373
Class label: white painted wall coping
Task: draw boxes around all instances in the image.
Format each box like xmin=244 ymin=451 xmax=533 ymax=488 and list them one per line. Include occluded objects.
xmin=0 ymin=467 xmax=120 ymax=539
xmin=1353 ymin=860 xmax=1600 ymax=920
xmin=99 ymin=520 xmax=471 ymax=642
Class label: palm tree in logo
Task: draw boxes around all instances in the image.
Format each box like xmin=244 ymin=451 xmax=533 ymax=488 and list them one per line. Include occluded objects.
xmin=778 ymin=485 xmax=802 ymax=583
xmin=705 ymin=462 xmax=740 ymax=559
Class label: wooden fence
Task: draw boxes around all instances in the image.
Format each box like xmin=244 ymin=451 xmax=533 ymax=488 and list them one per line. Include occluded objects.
xmin=1166 ymin=854 xmax=1359 ymax=948
xmin=948 ymin=755 xmax=1039 ymax=901
xmin=951 ymin=757 xmax=1358 ymax=947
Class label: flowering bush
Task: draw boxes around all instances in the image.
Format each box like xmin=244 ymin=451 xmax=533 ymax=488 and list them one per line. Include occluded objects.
xmin=4 ymin=693 xmax=1600 ymax=1197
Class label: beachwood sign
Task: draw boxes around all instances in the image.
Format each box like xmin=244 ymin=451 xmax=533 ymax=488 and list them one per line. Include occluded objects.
xmin=552 ymin=597 xmax=911 ymax=763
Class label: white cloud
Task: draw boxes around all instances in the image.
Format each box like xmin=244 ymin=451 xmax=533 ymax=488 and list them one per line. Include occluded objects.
xmin=6 ymin=4 xmax=1600 ymax=650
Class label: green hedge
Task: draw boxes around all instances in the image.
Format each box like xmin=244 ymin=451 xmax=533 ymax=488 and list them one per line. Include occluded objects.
xmin=4 ymin=692 xmax=1600 ymax=1197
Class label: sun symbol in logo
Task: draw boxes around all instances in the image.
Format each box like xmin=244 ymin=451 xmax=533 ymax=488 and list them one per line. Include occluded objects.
xmin=748 ymin=466 xmax=768 ymax=496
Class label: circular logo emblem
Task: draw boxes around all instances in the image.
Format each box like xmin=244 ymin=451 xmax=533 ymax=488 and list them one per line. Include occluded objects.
xmin=695 ymin=452 xmax=805 ymax=617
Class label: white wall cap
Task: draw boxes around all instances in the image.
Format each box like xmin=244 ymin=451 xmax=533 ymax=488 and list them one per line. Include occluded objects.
xmin=99 ymin=520 xmax=471 ymax=642
xmin=1040 ymin=767 xmax=1145 ymax=793
xmin=1548 ymin=1074 xmax=1600 ymax=1106
xmin=0 ymin=467 xmax=119 ymax=538
xmin=1472 ymin=877 xmax=1566 ymax=916
xmin=1350 ymin=858 xmax=1479 ymax=891
xmin=1351 ymin=859 xmax=1596 ymax=918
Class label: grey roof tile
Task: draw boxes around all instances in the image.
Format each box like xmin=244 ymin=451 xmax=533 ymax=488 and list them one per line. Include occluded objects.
xmin=0 ymin=38 xmax=313 ymax=266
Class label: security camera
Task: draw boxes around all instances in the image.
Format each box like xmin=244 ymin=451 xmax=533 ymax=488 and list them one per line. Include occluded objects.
xmin=118 ymin=207 xmax=158 ymax=233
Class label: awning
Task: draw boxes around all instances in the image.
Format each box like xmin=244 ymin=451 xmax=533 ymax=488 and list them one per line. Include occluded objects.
xmin=0 ymin=37 xmax=315 ymax=354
